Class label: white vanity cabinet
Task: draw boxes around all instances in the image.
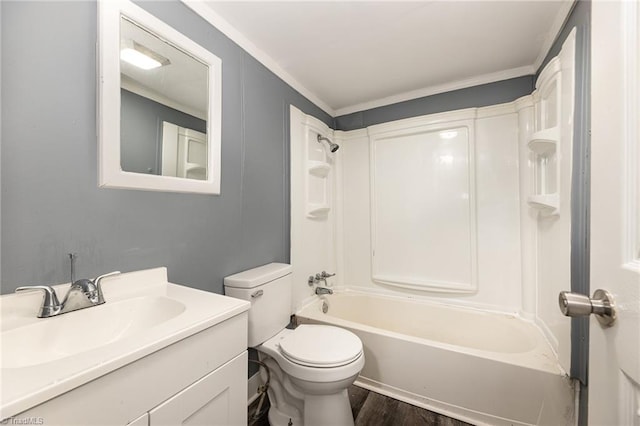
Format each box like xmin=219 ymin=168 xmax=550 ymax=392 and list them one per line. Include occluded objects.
xmin=13 ymin=312 xmax=249 ymax=426
xmin=147 ymin=352 xmax=246 ymax=425
xmin=125 ymin=352 xmax=247 ymax=426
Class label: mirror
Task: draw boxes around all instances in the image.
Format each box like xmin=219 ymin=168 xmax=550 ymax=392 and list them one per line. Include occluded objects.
xmin=98 ymin=0 xmax=222 ymax=194
xmin=120 ymin=17 xmax=209 ymax=180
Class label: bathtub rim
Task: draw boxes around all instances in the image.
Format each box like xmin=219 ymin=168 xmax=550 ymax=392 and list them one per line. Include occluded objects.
xmin=310 ymin=284 xmax=563 ymax=363
xmin=295 ymin=289 xmax=565 ymax=376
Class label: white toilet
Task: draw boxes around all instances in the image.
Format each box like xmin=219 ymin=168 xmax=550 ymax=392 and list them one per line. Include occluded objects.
xmin=224 ymin=263 xmax=364 ymax=426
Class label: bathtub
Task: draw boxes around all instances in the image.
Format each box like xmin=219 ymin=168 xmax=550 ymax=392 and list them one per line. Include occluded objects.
xmin=295 ymin=291 xmax=575 ymax=426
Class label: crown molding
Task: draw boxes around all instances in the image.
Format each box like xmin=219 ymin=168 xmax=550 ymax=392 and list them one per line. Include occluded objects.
xmin=334 ymin=66 xmax=534 ymax=117
xmin=182 ymin=0 xmax=335 ymax=116
xmin=183 ymin=0 xmax=574 ymax=119
xmin=533 ymin=0 xmax=575 ymax=71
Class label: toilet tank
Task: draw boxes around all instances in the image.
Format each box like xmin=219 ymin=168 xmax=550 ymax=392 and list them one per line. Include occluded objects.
xmin=224 ymin=263 xmax=293 ymax=347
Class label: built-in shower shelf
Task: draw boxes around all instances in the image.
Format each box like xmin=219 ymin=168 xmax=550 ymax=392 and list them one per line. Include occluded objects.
xmin=306 ymin=204 xmax=330 ymax=218
xmin=528 ymin=194 xmax=559 ymax=214
xmin=528 ymin=126 xmax=560 ymax=216
xmin=528 ymin=128 xmax=559 ymax=155
xmin=308 ymin=161 xmax=331 ymax=178
xmin=304 ymin=133 xmax=332 ymax=220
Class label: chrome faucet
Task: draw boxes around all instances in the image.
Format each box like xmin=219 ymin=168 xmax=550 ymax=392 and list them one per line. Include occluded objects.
xmin=15 ymin=271 xmax=121 ymax=318
xmin=308 ymin=271 xmax=336 ymax=295
xmin=315 ymin=286 xmax=333 ymax=295
xmin=307 ymin=271 xmax=336 ymax=286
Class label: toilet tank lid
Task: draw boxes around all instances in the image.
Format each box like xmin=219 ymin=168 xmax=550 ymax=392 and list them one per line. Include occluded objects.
xmin=224 ymin=263 xmax=292 ymax=288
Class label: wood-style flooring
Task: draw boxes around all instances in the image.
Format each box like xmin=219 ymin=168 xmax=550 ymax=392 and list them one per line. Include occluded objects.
xmin=248 ymin=385 xmax=473 ymax=426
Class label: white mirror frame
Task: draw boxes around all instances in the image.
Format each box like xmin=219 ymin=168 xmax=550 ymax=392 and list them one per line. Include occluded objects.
xmin=98 ymin=0 xmax=222 ymax=194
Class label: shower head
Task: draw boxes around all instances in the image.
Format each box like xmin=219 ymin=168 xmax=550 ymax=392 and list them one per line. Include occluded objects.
xmin=317 ymin=134 xmax=340 ymax=153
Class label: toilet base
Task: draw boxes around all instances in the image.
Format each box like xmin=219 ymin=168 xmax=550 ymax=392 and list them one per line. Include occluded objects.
xmin=268 ymin=404 xmax=302 ymax=426
xmin=267 ymin=389 xmax=354 ymax=426
xmin=304 ymin=389 xmax=354 ymax=426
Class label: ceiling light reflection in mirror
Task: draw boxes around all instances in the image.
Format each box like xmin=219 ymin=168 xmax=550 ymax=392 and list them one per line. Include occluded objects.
xmin=120 ymin=17 xmax=209 ymax=180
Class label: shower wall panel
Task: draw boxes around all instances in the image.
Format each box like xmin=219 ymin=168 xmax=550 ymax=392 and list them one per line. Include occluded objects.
xmin=336 ymin=106 xmax=522 ymax=314
xmin=290 ymin=107 xmax=338 ymax=310
xmin=368 ymin=116 xmax=477 ymax=293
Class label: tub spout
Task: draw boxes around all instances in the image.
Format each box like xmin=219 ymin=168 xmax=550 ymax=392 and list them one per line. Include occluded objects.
xmin=315 ymin=286 xmax=333 ymax=295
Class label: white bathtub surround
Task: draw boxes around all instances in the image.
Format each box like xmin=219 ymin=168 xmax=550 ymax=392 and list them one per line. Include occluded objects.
xmin=528 ymin=29 xmax=576 ymax=374
xmin=296 ymin=292 xmax=575 ymax=426
xmin=290 ymin=108 xmax=339 ymax=310
xmin=301 ymin=104 xmax=524 ymax=314
xmin=515 ymin=94 xmax=537 ymax=321
xmin=290 ymin=30 xmax=577 ymax=426
xmin=292 ymin=29 xmax=575 ymax=323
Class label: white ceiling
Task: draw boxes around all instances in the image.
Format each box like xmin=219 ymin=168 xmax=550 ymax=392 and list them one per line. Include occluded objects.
xmin=185 ymin=1 xmax=573 ymax=116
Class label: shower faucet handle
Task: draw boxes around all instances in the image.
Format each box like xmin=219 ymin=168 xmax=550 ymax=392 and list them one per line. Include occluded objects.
xmin=308 ymin=271 xmax=336 ymax=286
xmin=312 ymin=271 xmax=335 ymax=286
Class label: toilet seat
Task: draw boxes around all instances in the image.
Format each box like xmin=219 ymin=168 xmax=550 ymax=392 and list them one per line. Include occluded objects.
xmin=258 ymin=326 xmax=365 ymax=383
xmin=278 ymin=325 xmax=363 ymax=368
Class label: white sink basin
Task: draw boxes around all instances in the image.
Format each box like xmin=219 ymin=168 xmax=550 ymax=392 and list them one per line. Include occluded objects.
xmin=2 ymin=296 xmax=186 ymax=369
xmin=0 ymin=267 xmax=250 ymax=420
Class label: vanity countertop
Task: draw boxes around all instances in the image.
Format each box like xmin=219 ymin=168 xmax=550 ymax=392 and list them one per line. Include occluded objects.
xmin=0 ymin=267 xmax=250 ymax=420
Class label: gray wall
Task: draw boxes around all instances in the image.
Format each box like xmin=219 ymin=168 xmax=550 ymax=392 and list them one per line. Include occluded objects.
xmin=120 ymin=89 xmax=207 ymax=175
xmin=334 ymin=76 xmax=534 ymax=131
xmin=0 ymin=0 xmax=331 ymax=294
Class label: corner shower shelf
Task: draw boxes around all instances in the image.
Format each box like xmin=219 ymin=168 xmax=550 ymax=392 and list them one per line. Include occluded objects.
xmin=527 ymin=126 xmax=560 ymax=215
xmin=306 ymin=204 xmax=330 ymax=218
xmin=528 ymin=128 xmax=559 ymax=155
xmin=528 ymin=194 xmax=559 ymax=213
xmin=307 ymin=161 xmax=331 ymax=178
xmin=304 ymin=133 xmax=332 ymax=220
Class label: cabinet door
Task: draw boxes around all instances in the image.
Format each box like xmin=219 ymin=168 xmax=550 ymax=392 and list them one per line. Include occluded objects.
xmin=149 ymin=352 xmax=247 ymax=426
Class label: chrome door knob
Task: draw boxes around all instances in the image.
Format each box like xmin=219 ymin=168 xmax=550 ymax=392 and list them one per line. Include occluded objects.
xmin=558 ymin=289 xmax=617 ymax=327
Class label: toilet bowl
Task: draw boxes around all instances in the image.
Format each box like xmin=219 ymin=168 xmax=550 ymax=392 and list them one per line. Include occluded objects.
xmin=258 ymin=326 xmax=364 ymax=426
xmin=261 ymin=326 xmax=364 ymax=387
xmin=224 ymin=263 xmax=365 ymax=426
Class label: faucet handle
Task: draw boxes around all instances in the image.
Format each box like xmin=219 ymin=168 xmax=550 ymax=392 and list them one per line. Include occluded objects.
xmin=15 ymin=286 xmax=61 ymax=318
xmin=320 ymin=271 xmax=335 ymax=278
xmin=93 ymin=271 xmax=121 ymax=303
